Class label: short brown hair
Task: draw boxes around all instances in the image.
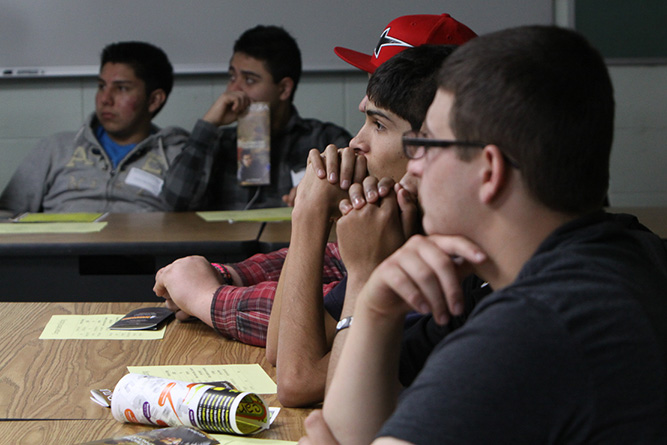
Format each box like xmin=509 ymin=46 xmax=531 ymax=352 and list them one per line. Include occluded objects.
xmin=439 ymin=26 xmax=614 ymax=214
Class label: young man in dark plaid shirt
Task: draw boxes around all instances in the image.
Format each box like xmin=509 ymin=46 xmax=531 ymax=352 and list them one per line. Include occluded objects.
xmin=162 ymin=25 xmax=351 ymax=211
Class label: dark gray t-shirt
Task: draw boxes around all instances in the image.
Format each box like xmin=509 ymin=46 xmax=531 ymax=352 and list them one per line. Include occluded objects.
xmin=379 ymin=211 xmax=667 ymax=444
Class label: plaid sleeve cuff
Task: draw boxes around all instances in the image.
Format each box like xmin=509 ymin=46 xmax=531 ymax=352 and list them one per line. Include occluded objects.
xmin=190 ymin=119 xmax=220 ymax=143
xmin=210 ymin=282 xmax=277 ymax=347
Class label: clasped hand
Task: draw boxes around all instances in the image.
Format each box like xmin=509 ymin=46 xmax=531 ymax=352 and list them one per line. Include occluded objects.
xmin=361 ymin=233 xmax=487 ymax=326
xmin=153 ymin=255 xmax=224 ymax=324
xmin=334 ymin=175 xmax=418 ymax=279
xmin=292 ymin=144 xmax=367 ymax=217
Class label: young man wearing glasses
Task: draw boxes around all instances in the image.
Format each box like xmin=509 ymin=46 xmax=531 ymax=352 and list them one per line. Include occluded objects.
xmin=302 ymin=26 xmax=667 ymax=444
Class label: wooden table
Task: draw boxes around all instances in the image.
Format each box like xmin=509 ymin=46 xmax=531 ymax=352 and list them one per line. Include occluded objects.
xmin=0 ymin=213 xmax=262 ymax=301
xmin=0 ymin=420 xmax=169 ymax=445
xmin=0 ymin=302 xmax=310 ymax=442
xmin=0 ymin=417 xmax=307 ymax=444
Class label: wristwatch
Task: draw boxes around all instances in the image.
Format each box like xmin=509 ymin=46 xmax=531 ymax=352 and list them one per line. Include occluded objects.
xmin=335 ymin=316 xmax=353 ymax=333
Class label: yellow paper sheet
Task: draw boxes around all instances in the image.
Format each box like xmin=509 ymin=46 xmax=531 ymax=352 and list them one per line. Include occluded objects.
xmin=208 ymin=434 xmax=296 ymax=444
xmin=15 ymin=212 xmax=105 ymax=223
xmin=0 ymin=221 xmax=107 ymax=234
xmin=39 ymin=314 xmax=166 ymax=340
xmin=127 ymin=364 xmax=277 ymax=394
xmin=197 ymin=207 xmax=292 ymax=222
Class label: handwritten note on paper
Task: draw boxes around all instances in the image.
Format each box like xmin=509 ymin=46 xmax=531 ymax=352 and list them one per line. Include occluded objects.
xmin=0 ymin=222 xmax=107 ymax=234
xmin=39 ymin=314 xmax=166 ymax=340
xmin=197 ymin=207 xmax=292 ymax=223
xmin=127 ymin=364 xmax=277 ymax=394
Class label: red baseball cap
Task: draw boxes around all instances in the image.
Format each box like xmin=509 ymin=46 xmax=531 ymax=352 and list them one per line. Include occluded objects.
xmin=334 ymin=14 xmax=477 ymax=74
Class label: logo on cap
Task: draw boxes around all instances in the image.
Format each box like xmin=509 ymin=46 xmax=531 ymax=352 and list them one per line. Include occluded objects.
xmin=373 ymin=27 xmax=413 ymax=59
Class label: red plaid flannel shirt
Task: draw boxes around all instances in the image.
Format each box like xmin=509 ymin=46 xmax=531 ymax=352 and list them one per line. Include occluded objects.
xmin=210 ymin=243 xmax=345 ymax=347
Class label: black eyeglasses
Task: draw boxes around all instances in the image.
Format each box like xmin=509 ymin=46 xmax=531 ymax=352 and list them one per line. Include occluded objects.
xmin=402 ymin=130 xmax=486 ymax=159
xmin=402 ymin=130 xmax=519 ymax=169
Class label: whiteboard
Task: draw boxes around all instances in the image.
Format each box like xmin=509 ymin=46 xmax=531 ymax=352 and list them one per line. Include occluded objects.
xmin=0 ymin=0 xmax=552 ymax=77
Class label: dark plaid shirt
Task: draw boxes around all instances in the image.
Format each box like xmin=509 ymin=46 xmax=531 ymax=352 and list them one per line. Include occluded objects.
xmin=162 ymin=106 xmax=351 ymax=210
xmin=209 ymin=243 xmax=345 ymax=347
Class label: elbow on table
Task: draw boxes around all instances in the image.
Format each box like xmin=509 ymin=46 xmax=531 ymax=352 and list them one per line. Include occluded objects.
xmin=277 ymin=370 xmax=325 ymax=408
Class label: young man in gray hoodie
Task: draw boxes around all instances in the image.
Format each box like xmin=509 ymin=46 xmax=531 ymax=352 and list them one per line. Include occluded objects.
xmin=0 ymin=41 xmax=189 ymax=215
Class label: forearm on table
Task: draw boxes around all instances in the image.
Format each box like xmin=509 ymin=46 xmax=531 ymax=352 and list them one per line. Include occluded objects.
xmin=323 ymin=303 xmax=404 ymax=445
xmin=266 ymin=254 xmax=289 ymax=364
xmin=210 ymin=282 xmax=277 ymax=347
xmin=267 ymin=269 xmax=341 ymax=364
xmin=190 ymin=292 xmax=214 ymax=327
xmin=274 ymin=207 xmax=334 ymax=406
xmin=266 ymin=239 xmax=314 ymax=364
xmin=325 ymin=271 xmax=367 ymax=392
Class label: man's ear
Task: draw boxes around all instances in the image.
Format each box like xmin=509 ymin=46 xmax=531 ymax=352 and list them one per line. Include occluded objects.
xmin=479 ymin=144 xmax=510 ymax=204
xmin=277 ymin=77 xmax=295 ymax=102
xmin=147 ymin=89 xmax=167 ymax=115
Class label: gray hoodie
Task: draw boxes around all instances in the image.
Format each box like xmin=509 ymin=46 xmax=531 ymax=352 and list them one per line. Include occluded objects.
xmin=0 ymin=114 xmax=190 ymax=215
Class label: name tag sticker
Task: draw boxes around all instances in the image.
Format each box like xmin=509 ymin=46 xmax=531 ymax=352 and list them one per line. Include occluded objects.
xmin=125 ymin=167 xmax=164 ymax=196
xmin=291 ymin=168 xmax=306 ymax=187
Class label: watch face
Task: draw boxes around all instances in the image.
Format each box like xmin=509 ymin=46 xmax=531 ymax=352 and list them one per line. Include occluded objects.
xmin=336 ymin=316 xmax=353 ymax=331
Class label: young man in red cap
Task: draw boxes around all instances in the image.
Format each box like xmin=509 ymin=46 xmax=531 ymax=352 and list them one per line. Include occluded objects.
xmin=265 ymin=45 xmax=475 ymax=408
xmin=302 ymin=25 xmax=667 ymax=444
xmin=335 ymin=13 xmax=477 ymax=73
xmin=332 ymin=13 xmax=477 ymax=120
xmin=154 ymin=14 xmax=477 ymax=352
